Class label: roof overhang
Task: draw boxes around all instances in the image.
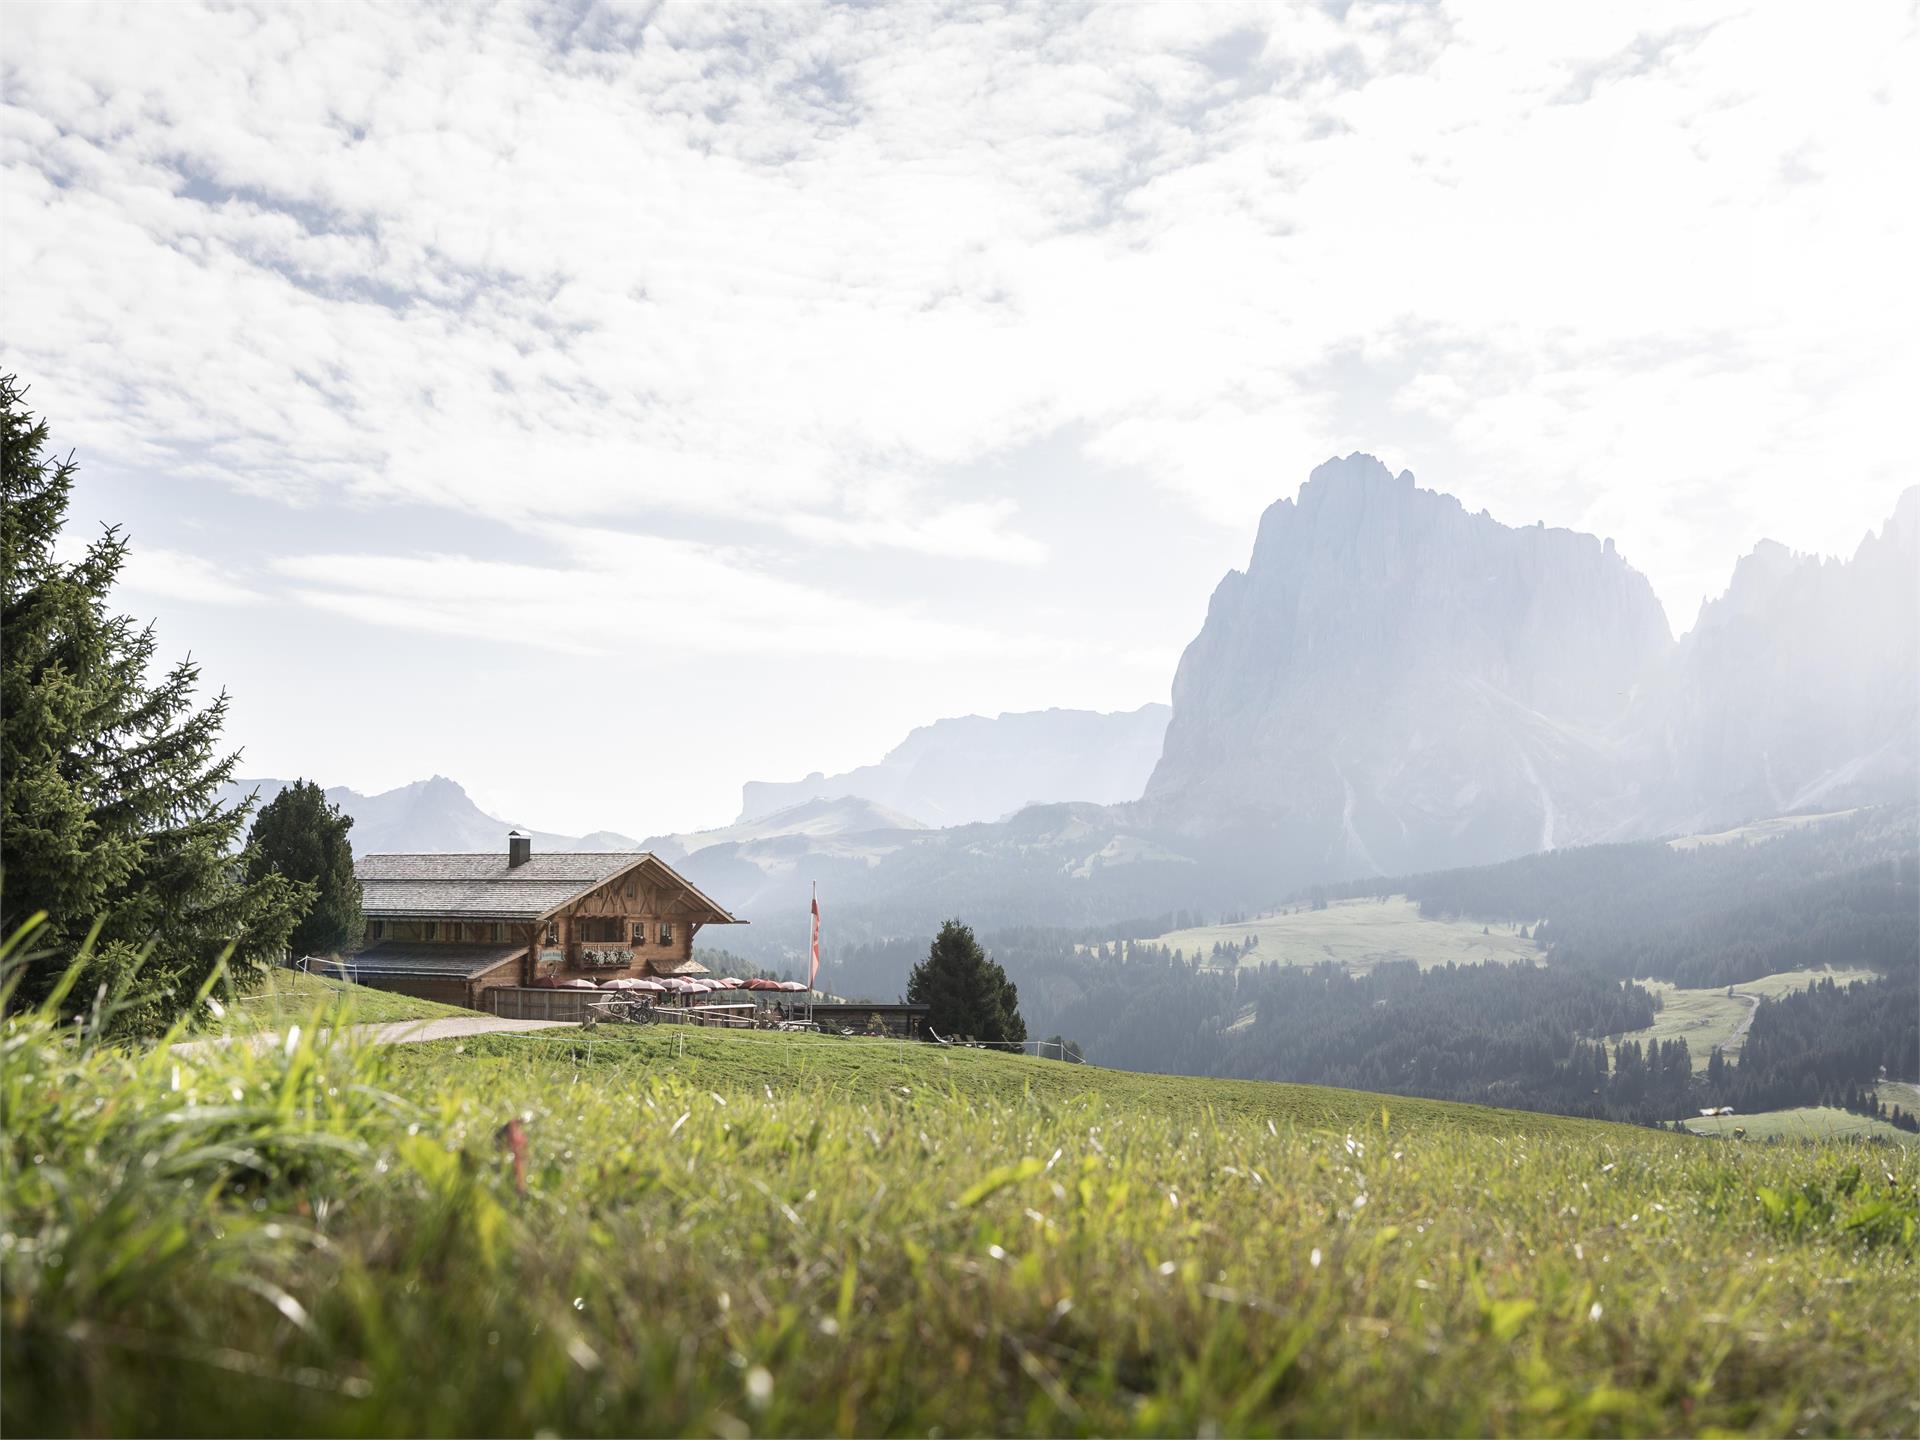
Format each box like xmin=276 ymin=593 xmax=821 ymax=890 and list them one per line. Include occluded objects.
xmin=361 ymin=908 xmax=542 ymax=922
xmin=528 ymin=853 xmax=748 ymax=927
xmin=344 ymin=941 xmax=528 ymax=980
xmin=355 ymin=851 xmax=747 ymax=927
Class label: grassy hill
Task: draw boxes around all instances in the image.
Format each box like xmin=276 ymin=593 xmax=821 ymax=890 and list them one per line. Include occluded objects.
xmin=198 ymin=966 xmax=473 ymax=1032
xmin=1149 ymin=895 xmax=1542 ymax=971
xmin=5 ymin=989 xmax=1916 ymax=1437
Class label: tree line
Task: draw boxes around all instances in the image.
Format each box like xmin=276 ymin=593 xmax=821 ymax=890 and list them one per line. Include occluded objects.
xmin=1313 ymin=809 xmax=1918 ymax=989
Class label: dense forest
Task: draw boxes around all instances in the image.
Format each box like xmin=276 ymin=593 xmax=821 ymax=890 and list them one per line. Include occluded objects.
xmin=1708 ymin=970 xmax=1920 ymax=1115
xmin=820 ymin=808 xmax=1919 ymax=1127
xmin=1323 ymin=805 xmax=1918 ymax=988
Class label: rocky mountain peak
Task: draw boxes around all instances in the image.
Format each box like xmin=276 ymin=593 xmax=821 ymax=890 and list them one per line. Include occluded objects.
xmin=1144 ymin=456 xmax=1673 ymax=878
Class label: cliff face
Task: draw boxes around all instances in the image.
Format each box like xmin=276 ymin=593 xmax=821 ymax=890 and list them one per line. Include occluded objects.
xmin=1644 ymin=485 xmax=1919 ymax=825
xmin=1143 ymin=454 xmax=1674 ymax=876
xmin=1142 ymin=458 xmax=1917 ymax=885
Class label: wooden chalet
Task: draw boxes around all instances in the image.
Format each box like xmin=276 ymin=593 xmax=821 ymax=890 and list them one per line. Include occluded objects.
xmin=347 ymin=832 xmax=744 ymax=1010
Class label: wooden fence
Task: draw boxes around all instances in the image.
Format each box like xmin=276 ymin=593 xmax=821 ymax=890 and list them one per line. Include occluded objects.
xmin=485 ymin=987 xmax=606 ymax=1022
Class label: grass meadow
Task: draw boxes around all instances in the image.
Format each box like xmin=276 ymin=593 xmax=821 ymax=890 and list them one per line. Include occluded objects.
xmin=1683 ymin=1107 xmax=1919 ymax=1146
xmin=203 ymin=966 xmax=473 ymax=1031
xmin=1665 ymin=810 xmax=1862 ymax=851
xmin=5 ymin=975 xmax=1918 ymax=1437
xmin=1606 ymin=967 xmax=1880 ymax=1072
xmin=1150 ymin=896 xmax=1542 ymax=972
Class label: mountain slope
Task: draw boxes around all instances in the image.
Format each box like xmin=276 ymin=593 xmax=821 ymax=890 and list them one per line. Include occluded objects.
xmin=1142 ymin=454 xmax=1671 ymax=878
xmin=739 ymin=704 xmax=1171 ymax=826
xmin=648 ymin=795 xmax=928 ymax=862
xmin=1641 ymin=485 xmax=1919 ymax=827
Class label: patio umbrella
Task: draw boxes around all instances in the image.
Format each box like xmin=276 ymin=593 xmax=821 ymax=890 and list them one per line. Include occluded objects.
xmin=778 ymin=980 xmax=809 ymax=992
xmin=715 ymin=976 xmax=747 ymax=989
xmin=559 ymin=978 xmax=598 ymax=990
xmin=600 ymin=977 xmax=647 ymax=989
xmin=744 ymin=978 xmax=782 ymax=991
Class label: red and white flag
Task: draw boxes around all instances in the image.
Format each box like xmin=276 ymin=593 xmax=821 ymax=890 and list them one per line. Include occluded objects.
xmin=809 ymin=885 xmax=821 ymax=992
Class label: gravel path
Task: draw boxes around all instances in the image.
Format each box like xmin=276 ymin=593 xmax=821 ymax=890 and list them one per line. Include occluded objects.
xmin=354 ymin=1015 xmax=575 ymax=1046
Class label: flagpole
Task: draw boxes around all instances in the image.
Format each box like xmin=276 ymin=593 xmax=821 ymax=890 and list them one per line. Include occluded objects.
xmin=809 ymin=880 xmax=817 ymax=1026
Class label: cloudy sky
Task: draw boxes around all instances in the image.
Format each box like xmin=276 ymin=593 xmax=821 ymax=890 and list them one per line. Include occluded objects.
xmin=4 ymin=1 xmax=1914 ymax=835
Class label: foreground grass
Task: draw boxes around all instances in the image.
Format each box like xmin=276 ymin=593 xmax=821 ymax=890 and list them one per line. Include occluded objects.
xmin=5 ymin=1005 xmax=1917 ymax=1437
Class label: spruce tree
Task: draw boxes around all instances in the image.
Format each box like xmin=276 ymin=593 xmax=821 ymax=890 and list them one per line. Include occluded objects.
xmin=1 ymin=375 xmax=304 ymax=1029
xmin=907 ymin=919 xmax=1026 ymax=1044
xmin=246 ymin=780 xmax=361 ymax=958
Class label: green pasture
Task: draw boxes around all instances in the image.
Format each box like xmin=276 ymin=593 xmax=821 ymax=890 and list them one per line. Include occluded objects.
xmin=5 ymin=975 xmax=1916 ymax=1437
xmin=1684 ymin=1106 xmax=1919 ymax=1146
xmin=1666 ymin=809 xmax=1862 ymax=851
xmin=1149 ymin=896 xmax=1542 ymax=972
xmin=1607 ymin=967 xmax=1878 ymax=1072
xmin=198 ymin=966 xmax=472 ymax=1032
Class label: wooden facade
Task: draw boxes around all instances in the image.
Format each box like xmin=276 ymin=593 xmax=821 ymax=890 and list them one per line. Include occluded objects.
xmin=351 ymin=955 xmax=523 ymax=1010
xmin=350 ymin=840 xmax=743 ymax=1011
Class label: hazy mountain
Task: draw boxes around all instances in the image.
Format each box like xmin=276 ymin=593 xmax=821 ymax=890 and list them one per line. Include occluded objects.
xmin=225 ymin=465 xmax=1914 ymax=959
xmin=1141 ymin=454 xmax=1672 ymax=880
xmin=648 ymin=795 xmax=928 ymax=862
xmin=1641 ymin=485 xmax=1918 ymax=826
xmin=739 ymin=704 xmax=1171 ymax=827
xmin=670 ymin=799 xmax=1211 ymax=945
xmin=215 ymin=775 xmax=639 ymax=856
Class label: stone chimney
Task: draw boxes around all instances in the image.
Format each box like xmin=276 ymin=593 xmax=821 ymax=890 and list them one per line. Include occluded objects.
xmin=508 ymin=831 xmax=531 ymax=868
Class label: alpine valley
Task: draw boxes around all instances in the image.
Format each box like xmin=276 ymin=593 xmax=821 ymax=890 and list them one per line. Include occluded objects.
xmin=232 ymin=455 xmax=1919 ymax=960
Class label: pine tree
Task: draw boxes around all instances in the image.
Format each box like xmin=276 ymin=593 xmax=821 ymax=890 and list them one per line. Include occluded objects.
xmin=246 ymin=780 xmax=362 ymax=958
xmin=1 ymin=376 xmax=304 ymax=1029
xmin=907 ymin=919 xmax=1026 ymax=1045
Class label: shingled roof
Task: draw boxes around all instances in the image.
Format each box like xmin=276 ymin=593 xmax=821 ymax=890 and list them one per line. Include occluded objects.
xmin=341 ymin=941 xmax=528 ymax=979
xmin=354 ymin=850 xmax=742 ymax=924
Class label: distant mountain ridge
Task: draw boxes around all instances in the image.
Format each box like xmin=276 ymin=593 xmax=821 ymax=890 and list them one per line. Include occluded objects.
xmin=214 ymin=775 xmax=639 ymax=857
xmin=215 ymin=779 xmax=932 ymax=865
xmin=739 ymin=704 xmax=1171 ymax=827
xmin=232 ymin=459 xmax=1916 ymax=959
xmin=1639 ymin=485 xmax=1918 ymax=827
xmin=648 ymin=795 xmax=928 ymax=862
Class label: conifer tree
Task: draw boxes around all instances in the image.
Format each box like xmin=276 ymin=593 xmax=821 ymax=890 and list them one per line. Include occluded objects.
xmin=246 ymin=780 xmax=361 ymax=958
xmin=1 ymin=375 xmax=304 ymax=1028
xmin=907 ymin=919 xmax=1026 ymax=1044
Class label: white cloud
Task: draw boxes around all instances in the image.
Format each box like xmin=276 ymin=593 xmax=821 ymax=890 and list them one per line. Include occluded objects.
xmin=3 ymin=0 xmax=1914 ymax=824
xmin=120 ymin=546 xmax=267 ymax=607
xmin=12 ymin=10 xmax=1912 ymax=548
xmin=52 ymin=533 xmax=265 ymax=607
xmin=272 ymin=525 xmax=1049 ymax=662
